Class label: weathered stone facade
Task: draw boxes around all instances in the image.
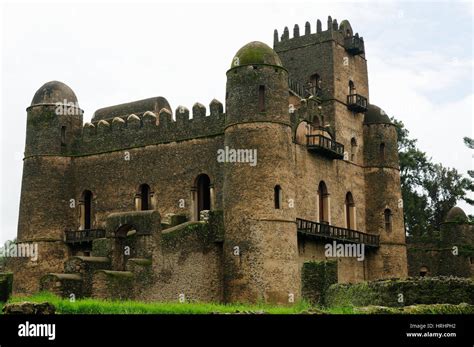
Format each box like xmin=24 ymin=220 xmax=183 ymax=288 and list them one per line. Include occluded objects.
xmin=8 ymin=17 xmax=407 ymax=304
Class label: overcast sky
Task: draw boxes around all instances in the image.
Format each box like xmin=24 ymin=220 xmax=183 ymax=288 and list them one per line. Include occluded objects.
xmin=0 ymin=0 xmax=472 ymax=243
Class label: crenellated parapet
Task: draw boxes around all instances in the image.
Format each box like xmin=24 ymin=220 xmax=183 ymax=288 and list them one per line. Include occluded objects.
xmin=274 ymin=17 xmax=364 ymax=55
xmin=78 ymin=99 xmax=225 ymax=154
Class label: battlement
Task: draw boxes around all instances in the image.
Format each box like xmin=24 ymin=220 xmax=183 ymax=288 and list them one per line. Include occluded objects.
xmin=78 ymin=99 xmax=225 ymax=155
xmin=274 ymin=17 xmax=364 ymax=55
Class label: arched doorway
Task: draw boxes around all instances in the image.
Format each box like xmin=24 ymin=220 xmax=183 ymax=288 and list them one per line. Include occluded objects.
xmin=345 ymin=192 xmax=355 ymax=229
xmin=137 ymin=184 xmax=151 ymax=211
xmin=195 ymin=174 xmax=211 ymax=220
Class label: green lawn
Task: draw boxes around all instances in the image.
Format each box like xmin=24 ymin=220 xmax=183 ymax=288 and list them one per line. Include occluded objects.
xmin=5 ymin=292 xmax=472 ymax=314
xmin=6 ymin=292 xmax=348 ymax=314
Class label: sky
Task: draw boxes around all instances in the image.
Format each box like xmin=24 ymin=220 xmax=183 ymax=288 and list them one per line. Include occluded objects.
xmin=0 ymin=0 xmax=472 ymax=243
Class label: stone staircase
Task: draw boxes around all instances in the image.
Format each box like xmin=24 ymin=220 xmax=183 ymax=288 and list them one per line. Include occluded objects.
xmin=40 ymin=241 xmax=153 ymax=300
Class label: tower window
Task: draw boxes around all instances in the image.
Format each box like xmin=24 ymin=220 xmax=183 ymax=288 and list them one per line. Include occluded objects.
xmin=350 ymin=137 xmax=357 ymax=161
xmin=309 ymin=74 xmax=322 ymax=96
xmin=61 ymin=126 xmax=66 ymax=146
xmin=384 ymin=208 xmax=392 ymax=233
xmin=318 ymin=181 xmax=329 ymax=223
xmin=380 ymin=142 xmax=386 ymax=162
xmin=348 ymin=80 xmax=356 ymax=95
xmin=274 ymin=185 xmax=282 ymax=209
xmin=258 ymin=85 xmax=266 ymax=112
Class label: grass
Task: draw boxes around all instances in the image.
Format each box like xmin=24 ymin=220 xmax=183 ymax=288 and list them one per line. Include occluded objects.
xmin=6 ymin=292 xmax=353 ymax=314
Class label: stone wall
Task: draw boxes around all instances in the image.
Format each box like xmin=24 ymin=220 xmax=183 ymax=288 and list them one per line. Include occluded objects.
xmin=326 ymin=277 xmax=474 ymax=307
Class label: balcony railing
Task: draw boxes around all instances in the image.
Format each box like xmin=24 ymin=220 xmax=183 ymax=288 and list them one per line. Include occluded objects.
xmin=296 ymin=218 xmax=379 ymax=248
xmin=65 ymin=229 xmax=106 ymax=244
xmin=306 ymin=134 xmax=344 ymax=159
xmin=347 ymin=94 xmax=368 ymax=112
xmin=344 ymin=36 xmax=365 ymax=55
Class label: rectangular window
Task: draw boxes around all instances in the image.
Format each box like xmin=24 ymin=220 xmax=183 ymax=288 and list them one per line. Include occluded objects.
xmin=61 ymin=126 xmax=66 ymax=146
xmin=258 ymin=85 xmax=265 ymax=112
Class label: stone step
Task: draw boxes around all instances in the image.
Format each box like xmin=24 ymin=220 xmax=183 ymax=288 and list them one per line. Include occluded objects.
xmin=40 ymin=273 xmax=83 ymax=298
xmin=64 ymin=256 xmax=111 ymax=297
xmin=92 ymin=270 xmax=134 ymax=300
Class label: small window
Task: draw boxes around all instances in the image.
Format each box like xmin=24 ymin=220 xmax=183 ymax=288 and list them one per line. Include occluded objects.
xmin=380 ymin=143 xmax=386 ymax=161
xmin=350 ymin=138 xmax=357 ymax=161
xmin=384 ymin=208 xmax=392 ymax=233
xmin=138 ymin=184 xmax=151 ymax=211
xmin=274 ymin=185 xmax=282 ymax=209
xmin=258 ymin=85 xmax=266 ymax=112
xmin=419 ymin=266 xmax=429 ymax=277
xmin=348 ymin=80 xmax=356 ymax=95
xmin=61 ymin=126 xmax=66 ymax=146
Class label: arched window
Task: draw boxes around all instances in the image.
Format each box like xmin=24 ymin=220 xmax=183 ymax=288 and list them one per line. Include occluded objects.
xmin=380 ymin=142 xmax=386 ymax=162
xmin=274 ymin=185 xmax=282 ymax=209
xmin=258 ymin=85 xmax=266 ymax=112
xmin=195 ymin=174 xmax=211 ymax=220
xmin=384 ymin=208 xmax=392 ymax=232
xmin=137 ymin=184 xmax=151 ymax=211
xmin=318 ymin=181 xmax=329 ymax=223
xmin=81 ymin=190 xmax=93 ymax=230
xmin=345 ymin=192 xmax=356 ymax=229
xmin=419 ymin=266 xmax=429 ymax=277
xmin=348 ymin=80 xmax=356 ymax=95
xmin=350 ymin=137 xmax=357 ymax=161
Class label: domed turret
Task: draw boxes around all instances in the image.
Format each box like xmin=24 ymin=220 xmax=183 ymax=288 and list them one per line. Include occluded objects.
xmin=230 ymin=41 xmax=282 ymax=69
xmin=25 ymin=81 xmax=83 ymax=157
xmin=364 ymin=104 xmax=391 ymax=125
xmin=445 ymin=206 xmax=468 ymax=223
xmin=31 ymin=81 xmax=78 ymax=106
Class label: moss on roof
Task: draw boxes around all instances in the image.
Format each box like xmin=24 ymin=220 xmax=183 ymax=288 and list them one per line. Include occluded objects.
xmin=231 ymin=41 xmax=282 ymax=68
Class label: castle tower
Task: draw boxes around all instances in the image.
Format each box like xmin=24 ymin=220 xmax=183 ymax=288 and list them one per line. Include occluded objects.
xmin=363 ymin=104 xmax=408 ymax=279
xmin=14 ymin=81 xmax=83 ymax=294
xmin=274 ymin=18 xmax=368 ymax=162
xmin=222 ymin=42 xmax=300 ymax=304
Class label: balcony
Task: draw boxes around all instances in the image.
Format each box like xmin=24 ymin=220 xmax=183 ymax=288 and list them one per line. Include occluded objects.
xmin=347 ymin=94 xmax=368 ymax=113
xmin=344 ymin=36 xmax=365 ymax=55
xmin=296 ymin=218 xmax=379 ymax=248
xmin=64 ymin=229 xmax=106 ymax=244
xmin=306 ymin=134 xmax=344 ymax=159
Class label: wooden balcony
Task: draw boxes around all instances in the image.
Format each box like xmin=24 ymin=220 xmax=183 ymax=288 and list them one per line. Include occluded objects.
xmin=344 ymin=36 xmax=365 ymax=55
xmin=296 ymin=218 xmax=379 ymax=248
xmin=64 ymin=229 xmax=106 ymax=244
xmin=347 ymin=94 xmax=368 ymax=112
xmin=306 ymin=134 xmax=344 ymax=159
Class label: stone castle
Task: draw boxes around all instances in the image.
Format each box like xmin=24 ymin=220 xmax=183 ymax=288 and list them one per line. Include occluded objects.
xmin=9 ymin=17 xmax=408 ymax=304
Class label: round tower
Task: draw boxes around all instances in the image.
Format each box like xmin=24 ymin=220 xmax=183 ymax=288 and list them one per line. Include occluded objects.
xmin=222 ymin=42 xmax=300 ymax=304
xmin=363 ymin=104 xmax=408 ymax=279
xmin=14 ymin=81 xmax=82 ymax=294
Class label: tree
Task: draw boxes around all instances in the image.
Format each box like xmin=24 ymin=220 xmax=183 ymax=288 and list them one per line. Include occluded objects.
xmin=393 ymin=119 xmax=473 ymax=237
